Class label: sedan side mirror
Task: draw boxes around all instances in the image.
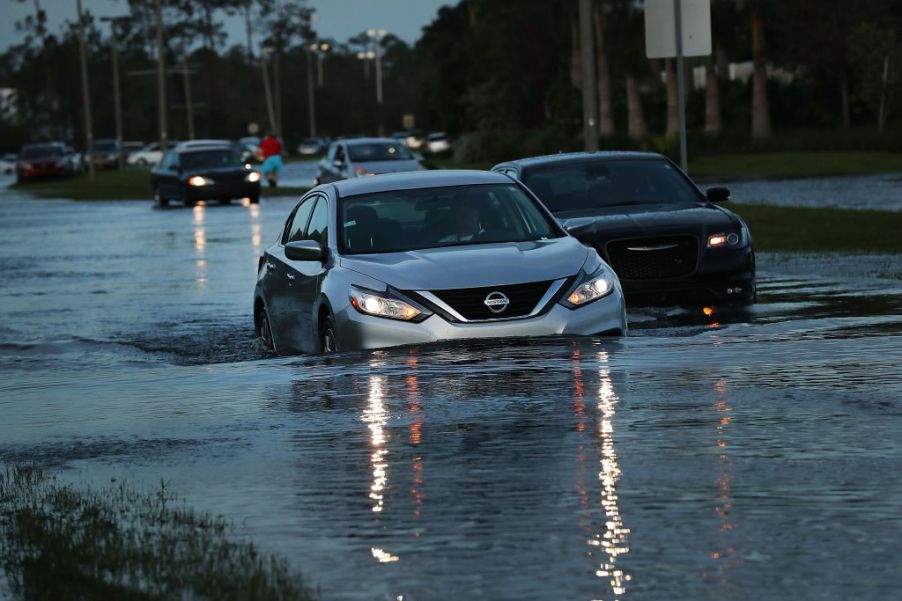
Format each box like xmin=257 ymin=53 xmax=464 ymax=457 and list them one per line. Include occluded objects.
xmin=562 ymin=217 xmax=596 ymax=238
xmin=285 ymin=240 xmax=326 ymax=262
xmin=706 ymin=187 xmax=731 ymax=203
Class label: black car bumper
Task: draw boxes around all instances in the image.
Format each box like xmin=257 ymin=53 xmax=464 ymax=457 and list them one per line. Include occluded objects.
xmin=184 ymin=181 xmax=260 ymax=202
xmin=611 ymin=245 xmax=756 ymax=306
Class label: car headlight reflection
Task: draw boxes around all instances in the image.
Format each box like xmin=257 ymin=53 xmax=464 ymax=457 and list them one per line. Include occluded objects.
xmin=188 ymin=176 xmax=214 ymax=187
xmin=246 ymin=171 xmax=261 ymax=183
xmin=564 ymin=271 xmax=615 ymax=307
xmin=350 ymin=287 xmax=423 ymax=321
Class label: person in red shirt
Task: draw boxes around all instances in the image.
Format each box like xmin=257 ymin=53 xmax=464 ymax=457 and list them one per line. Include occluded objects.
xmin=259 ymin=132 xmax=283 ymax=187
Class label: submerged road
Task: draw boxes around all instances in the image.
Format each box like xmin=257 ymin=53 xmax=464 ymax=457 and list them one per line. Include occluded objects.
xmin=1 ymin=185 xmax=901 ymax=600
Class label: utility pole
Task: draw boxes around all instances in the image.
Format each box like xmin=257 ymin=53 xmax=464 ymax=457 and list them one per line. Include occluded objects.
xmin=101 ymin=17 xmax=125 ymax=168
xmin=674 ymin=0 xmax=688 ymax=172
xmin=75 ymin=0 xmax=94 ymax=182
xmin=154 ymin=0 xmax=168 ymax=152
xmin=305 ymin=44 xmax=316 ymax=137
xmin=273 ymin=49 xmax=283 ymax=136
xmin=260 ymin=48 xmax=277 ymax=135
xmin=180 ymin=56 xmax=195 ymax=139
xmin=578 ymin=0 xmax=599 ymax=151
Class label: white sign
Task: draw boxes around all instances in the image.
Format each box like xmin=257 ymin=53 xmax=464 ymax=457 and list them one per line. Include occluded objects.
xmin=645 ymin=0 xmax=712 ymax=59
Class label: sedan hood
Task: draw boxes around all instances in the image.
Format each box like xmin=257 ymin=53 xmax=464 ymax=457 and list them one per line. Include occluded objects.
xmin=340 ymin=237 xmax=588 ymax=290
xmin=356 ymin=159 xmax=421 ymax=175
xmin=557 ymin=203 xmax=740 ymax=239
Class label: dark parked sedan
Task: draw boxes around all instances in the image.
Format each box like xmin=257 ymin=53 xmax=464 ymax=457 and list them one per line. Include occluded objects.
xmin=150 ymin=143 xmax=261 ymax=207
xmin=492 ymin=152 xmax=755 ymax=305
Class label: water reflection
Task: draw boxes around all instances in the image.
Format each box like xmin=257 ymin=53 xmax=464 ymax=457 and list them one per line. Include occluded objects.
xmin=590 ymin=350 xmax=631 ymax=600
xmin=248 ymin=203 xmax=262 ymax=257
xmin=706 ymin=377 xmax=742 ymax=596
xmin=405 ymin=350 xmax=424 ymax=529
xmin=193 ymin=205 xmax=207 ymax=289
xmin=363 ymin=362 xmax=389 ymax=515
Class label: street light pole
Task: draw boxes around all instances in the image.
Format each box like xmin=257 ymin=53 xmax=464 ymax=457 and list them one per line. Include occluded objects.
xmin=674 ymin=0 xmax=688 ymax=173
xmin=367 ymin=29 xmax=387 ymax=136
xmin=260 ymin=48 xmax=277 ymax=135
xmin=180 ymin=55 xmax=195 ymax=140
xmin=153 ymin=0 xmax=168 ymax=152
xmin=306 ymin=44 xmax=317 ymax=137
xmin=577 ymin=0 xmax=599 ymax=151
xmin=101 ymin=17 xmax=124 ymax=168
xmin=75 ymin=0 xmax=94 ymax=182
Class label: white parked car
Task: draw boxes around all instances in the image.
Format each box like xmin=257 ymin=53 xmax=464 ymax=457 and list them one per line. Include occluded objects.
xmin=426 ymin=132 xmax=451 ymax=154
xmin=127 ymin=142 xmax=173 ymax=166
xmin=0 ymin=154 xmax=16 ymax=174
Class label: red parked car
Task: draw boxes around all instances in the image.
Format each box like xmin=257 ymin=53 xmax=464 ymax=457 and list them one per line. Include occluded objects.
xmin=16 ymin=143 xmax=79 ymax=183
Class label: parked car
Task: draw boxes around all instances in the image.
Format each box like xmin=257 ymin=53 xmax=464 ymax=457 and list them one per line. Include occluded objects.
xmin=127 ymin=141 xmax=176 ymax=166
xmin=91 ymin=139 xmax=120 ymax=169
xmin=316 ymin=137 xmax=423 ymax=185
xmin=238 ymin=136 xmax=261 ymax=160
xmin=391 ymin=129 xmax=425 ymax=149
xmin=122 ymin=141 xmax=145 ymax=157
xmin=0 ymin=153 xmax=16 ymax=174
xmin=150 ymin=142 xmax=261 ymax=207
xmin=425 ymin=132 xmax=451 ymax=154
xmin=16 ymin=142 xmax=78 ymax=182
xmin=253 ymin=170 xmax=627 ymax=354
xmin=492 ymin=151 xmax=756 ymax=305
xmin=297 ymin=137 xmax=329 ymax=155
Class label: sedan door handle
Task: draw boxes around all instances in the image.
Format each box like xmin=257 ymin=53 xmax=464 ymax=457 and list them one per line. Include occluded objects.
xmin=286 ymin=273 xmax=296 ymax=282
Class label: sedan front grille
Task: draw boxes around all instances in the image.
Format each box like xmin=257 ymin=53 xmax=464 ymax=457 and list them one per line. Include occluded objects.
xmin=427 ymin=280 xmax=555 ymax=321
xmin=605 ymin=236 xmax=698 ymax=280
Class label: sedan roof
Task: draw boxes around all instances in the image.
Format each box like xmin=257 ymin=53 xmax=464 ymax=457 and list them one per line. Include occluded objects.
xmin=331 ymin=169 xmax=513 ymax=198
xmin=497 ymin=150 xmax=666 ymax=171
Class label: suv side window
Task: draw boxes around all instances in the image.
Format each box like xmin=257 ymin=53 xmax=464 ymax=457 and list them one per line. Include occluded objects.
xmin=305 ymin=198 xmax=329 ymax=246
xmin=284 ymin=197 xmax=317 ymax=243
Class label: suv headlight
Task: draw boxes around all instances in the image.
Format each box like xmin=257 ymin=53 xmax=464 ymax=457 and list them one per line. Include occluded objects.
xmin=349 ymin=286 xmax=429 ymax=321
xmin=561 ymin=267 xmax=616 ymax=308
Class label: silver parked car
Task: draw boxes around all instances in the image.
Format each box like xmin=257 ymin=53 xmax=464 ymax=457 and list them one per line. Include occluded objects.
xmin=315 ymin=137 xmax=423 ymax=185
xmin=254 ymin=170 xmax=627 ymax=353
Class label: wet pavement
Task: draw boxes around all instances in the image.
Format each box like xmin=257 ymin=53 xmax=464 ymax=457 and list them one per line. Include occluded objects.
xmin=1 ymin=182 xmax=902 ymax=600
xmin=707 ymin=172 xmax=902 ymax=212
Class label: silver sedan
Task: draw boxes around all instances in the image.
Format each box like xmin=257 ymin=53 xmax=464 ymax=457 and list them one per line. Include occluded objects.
xmin=254 ymin=170 xmax=627 ymax=353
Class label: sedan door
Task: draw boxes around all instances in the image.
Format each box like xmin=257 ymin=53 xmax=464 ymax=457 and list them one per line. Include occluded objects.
xmin=263 ymin=196 xmax=318 ymax=351
xmin=281 ymin=196 xmax=330 ymax=352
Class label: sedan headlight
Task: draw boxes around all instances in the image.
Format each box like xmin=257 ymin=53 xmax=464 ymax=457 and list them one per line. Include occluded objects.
xmin=562 ymin=268 xmax=616 ymax=308
xmin=349 ymin=287 xmax=426 ymax=321
xmin=188 ymin=176 xmax=214 ymax=187
xmin=708 ymin=224 xmax=750 ymax=248
xmin=246 ymin=171 xmax=261 ymax=183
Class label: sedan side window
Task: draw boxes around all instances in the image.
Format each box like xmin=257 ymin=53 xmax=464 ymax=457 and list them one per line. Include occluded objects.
xmin=325 ymin=144 xmax=337 ymax=162
xmin=334 ymin=145 xmax=346 ymax=164
xmin=284 ymin=197 xmax=317 ymax=244
xmin=305 ymin=198 xmax=329 ymax=246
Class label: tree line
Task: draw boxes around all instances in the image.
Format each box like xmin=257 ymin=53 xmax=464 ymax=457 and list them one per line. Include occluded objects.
xmin=2 ymin=0 xmax=901 ymax=160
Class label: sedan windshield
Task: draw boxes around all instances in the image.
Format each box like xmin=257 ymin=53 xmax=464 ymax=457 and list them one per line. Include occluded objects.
xmin=348 ymin=142 xmax=414 ymax=162
xmin=340 ymin=184 xmax=562 ymax=254
xmin=181 ymin=149 xmax=239 ymax=169
xmin=524 ymin=159 xmax=704 ymax=212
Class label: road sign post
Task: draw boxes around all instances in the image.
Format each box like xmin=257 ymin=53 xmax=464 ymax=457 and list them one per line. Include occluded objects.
xmin=645 ymin=0 xmax=711 ymax=173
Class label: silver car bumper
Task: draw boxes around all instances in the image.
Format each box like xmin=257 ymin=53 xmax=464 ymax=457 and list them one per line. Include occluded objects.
xmin=333 ymin=290 xmax=627 ymax=351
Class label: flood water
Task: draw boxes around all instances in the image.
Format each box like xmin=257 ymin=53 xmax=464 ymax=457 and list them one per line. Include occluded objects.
xmin=1 ymin=182 xmax=901 ymax=600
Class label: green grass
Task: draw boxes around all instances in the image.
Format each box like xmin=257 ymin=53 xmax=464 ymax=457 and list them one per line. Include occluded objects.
xmin=689 ymin=151 xmax=902 ymax=180
xmin=732 ymin=204 xmax=902 ymax=253
xmin=7 ymin=168 xmax=308 ymax=201
xmin=0 ymin=466 xmax=317 ymax=601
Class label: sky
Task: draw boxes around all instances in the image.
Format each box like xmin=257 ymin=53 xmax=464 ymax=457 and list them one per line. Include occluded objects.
xmin=0 ymin=0 xmax=453 ymax=51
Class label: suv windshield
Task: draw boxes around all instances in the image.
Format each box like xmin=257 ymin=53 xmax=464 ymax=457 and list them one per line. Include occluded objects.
xmin=340 ymin=183 xmax=562 ymax=254
xmin=347 ymin=142 xmax=413 ymax=162
xmin=524 ymin=159 xmax=704 ymax=212
xmin=21 ymin=145 xmax=62 ymax=159
xmin=180 ymin=149 xmax=239 ymax=169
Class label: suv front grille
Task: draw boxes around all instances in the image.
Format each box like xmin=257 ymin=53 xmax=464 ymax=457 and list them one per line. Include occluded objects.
xmin=605 ymin=236 xmax=698 ymax=280
xmin=426 ymin=280 xmax=555 ymax=321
